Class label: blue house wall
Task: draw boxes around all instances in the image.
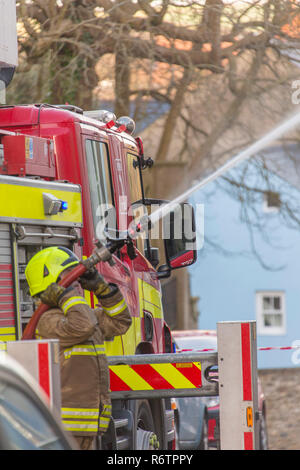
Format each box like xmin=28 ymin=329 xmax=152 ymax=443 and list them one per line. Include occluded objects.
xmin=188 ymin=159 xmax=300 ymax=369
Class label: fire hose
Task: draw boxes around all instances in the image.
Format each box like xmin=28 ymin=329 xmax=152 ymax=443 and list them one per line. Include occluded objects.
xmin=21 ymin=240 xmax=118 ymax=340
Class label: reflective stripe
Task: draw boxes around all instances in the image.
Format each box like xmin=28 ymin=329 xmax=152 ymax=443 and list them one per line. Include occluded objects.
xmin=62 ymin=407 xmax=99 ymax=433
xmin=101 ymin=405 xmax=112 ymax=417
xmin=61 ymin=408 xmax=99 ymax=419
xmin=61 ymin=296 xmax=88 ymax=315
xmin=35 ymin=329 xmax=43 ymax=340
xmin=63 ymin=421 xmax=99 ymax=433
xmin=99 ymin=404 xmax=111 ymax=430
xmin=99 ymin=417 xmax=110 ymax=428
xmin=61 ymin=406 xmax=111 ymax=432
xmin=64 ymin=344 xmax=105 ymax=359
xmin=103 ymin=299 xmax=127 ymax=317
xmin=61 ymin=406 xmax=111 ymax=433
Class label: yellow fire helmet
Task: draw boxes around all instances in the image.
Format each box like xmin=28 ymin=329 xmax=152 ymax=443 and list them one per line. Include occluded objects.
xmin=25 ymin=246 xmax=79 ymax=297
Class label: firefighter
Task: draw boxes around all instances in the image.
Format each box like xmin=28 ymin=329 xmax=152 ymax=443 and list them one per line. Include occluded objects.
xmin=25 ymin=246 xmax=132 ymax=450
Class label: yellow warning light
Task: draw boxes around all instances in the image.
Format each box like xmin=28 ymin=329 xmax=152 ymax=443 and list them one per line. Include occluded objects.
xmin=246 ymin=407 xmax=253 ymax=427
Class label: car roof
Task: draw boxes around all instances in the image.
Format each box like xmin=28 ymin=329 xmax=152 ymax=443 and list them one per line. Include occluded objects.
xmin=0 ymin=352 xmax=51 ymax=404
xmin=0 ymin=352 xmax=76 ymax=449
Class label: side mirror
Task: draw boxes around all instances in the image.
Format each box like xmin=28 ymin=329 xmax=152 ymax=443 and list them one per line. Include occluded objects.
xmin=163 ymin=202 xmax=197 ymax=270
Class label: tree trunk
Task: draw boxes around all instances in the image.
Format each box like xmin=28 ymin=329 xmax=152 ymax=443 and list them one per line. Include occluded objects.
xmin=114 ymin=44 xmax=130 ymax=117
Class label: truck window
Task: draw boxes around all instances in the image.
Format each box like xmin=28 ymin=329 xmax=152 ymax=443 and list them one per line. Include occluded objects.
xmin=85 ymin=140 xmax=114 ymax=238
xmin=127 ymin=153 xmax=142 ymax=204
xmin=127 ymin=153 xmax=147 ymax=254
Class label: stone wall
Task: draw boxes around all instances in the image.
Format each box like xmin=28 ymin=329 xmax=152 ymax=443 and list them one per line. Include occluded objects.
xmin=258 ymin=368 xmax=300 ymax=450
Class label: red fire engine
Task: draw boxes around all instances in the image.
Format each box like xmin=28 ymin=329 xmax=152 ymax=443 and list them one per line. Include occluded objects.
xmin=0 ymin=103 xmax=197 ymax=449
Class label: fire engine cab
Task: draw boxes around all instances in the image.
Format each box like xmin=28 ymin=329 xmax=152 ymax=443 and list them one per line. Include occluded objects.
xmin=0 ymin=103 xmax=197 ymax=449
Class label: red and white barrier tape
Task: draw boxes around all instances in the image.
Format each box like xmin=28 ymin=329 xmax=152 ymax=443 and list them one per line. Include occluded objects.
xmin=178 ymin=348 xmax=216 ymax=352
xmin=258 ymin=346 xmax=299 ymax=351
xmin=178 ymin=346 xmax=300 ymax=353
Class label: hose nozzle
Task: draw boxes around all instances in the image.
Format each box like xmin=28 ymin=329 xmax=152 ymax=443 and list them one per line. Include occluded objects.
xmin=82 ymin=240 xmax=116 ymax=269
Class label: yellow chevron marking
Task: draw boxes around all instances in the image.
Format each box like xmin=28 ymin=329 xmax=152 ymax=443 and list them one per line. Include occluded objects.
xmin=110 ymin=365 xmax=153 ymax=391
xmin=151 ymin=363 xmax=197 ymax=389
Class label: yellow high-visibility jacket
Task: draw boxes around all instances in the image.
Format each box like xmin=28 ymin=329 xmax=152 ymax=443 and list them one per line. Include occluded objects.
xmin=35 ymin=285 xmax=132 ymax=437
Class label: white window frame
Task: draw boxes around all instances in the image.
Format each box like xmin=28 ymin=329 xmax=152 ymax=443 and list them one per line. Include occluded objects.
xmin=256 ymin=291 xmax=286 ymax=336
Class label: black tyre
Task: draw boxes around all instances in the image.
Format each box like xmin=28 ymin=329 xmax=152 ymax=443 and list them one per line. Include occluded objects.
xmin=136 ymin=400 xmax=159 ymax=450
xmin=198 ymin=414 xmax=209 ymax=450
xmin=259 ymin=409 xmax=268 ymax=450
xmin=137 ymin=400 xmax=155 ymax=431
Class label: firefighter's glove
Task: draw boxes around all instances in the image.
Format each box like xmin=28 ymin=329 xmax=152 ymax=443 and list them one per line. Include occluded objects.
xmin=79 ymin=268 xmax=110 ymax=297
xmin=40 ymin=283 xmax=66 ymax=308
